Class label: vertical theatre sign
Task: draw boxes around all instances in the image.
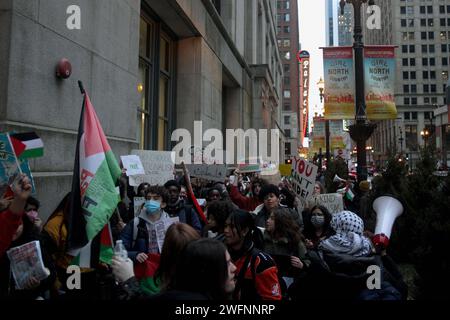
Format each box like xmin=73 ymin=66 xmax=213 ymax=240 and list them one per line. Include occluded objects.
xmin=322 ymin=47 xmax=355 ymax=120
xmin=364 ymin=46 xmax=397 ymax=120
xmin=297 ymin=50 xmax=310 ymax=148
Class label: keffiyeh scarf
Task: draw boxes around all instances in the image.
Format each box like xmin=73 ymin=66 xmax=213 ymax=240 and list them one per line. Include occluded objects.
xmin=319 ymin=211 xmax=373 ymax=257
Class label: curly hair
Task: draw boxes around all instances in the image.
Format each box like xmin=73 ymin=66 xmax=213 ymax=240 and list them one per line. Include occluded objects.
xmin=207 ymin=200 xmax=234 ymax=233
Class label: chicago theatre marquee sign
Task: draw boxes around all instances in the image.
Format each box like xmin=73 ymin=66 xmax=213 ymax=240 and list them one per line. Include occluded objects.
xmin=297 ymin=50 xmax=310 ymax=150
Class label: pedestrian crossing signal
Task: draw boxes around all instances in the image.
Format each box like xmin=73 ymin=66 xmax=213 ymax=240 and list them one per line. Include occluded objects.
xmin=285 ymin=159 xmax=292 ymax=164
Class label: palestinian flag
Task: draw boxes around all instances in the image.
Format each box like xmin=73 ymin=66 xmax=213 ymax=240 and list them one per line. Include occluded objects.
xmin=345 ymin=187 xmax=355 ymax=201
xmin=134 ymin=253 xmax=161 ymax=295
xmin=67 ymin=84 xmax=121 ymax=268
xmin=10 ymin=132 xmax=44 ymax=158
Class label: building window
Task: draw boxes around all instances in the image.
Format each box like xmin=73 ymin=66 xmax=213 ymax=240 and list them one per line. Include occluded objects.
xmin=408 ymin=19 xmax=414 ymax=27
xmin=284 ymin=26 xmax=290 ymax=33
xmin=427 ymin=5 xmax=433 ymax=14
xmin=424 ymin=97 xmax=430 ymax=104
xmin=402 ymin=45 xmax=408 ymax=53
xmin=429 ymin=31 xmax=434 ymax=39
xmin=409 ymin=45 xmax=415 ymax=53
xmin=407 ymin=6 xmax=414 ymax=15
xmin=431 ymin=97 xmax=438 ymax=104
xmin=440 ymin=31 xmax=448 ymax=40
xmin=401 ymin=6 xmax=406 ymax=14
xmin=410 ymin=58 xmax=416 ymax=66
xmin=283 ymin=39 xmax=291 ymax=47
xmin=401 ymin=19 xmax=407 ymax=27
xmin=404 ymin=112 xmax=410 ymax=120
xmin=283 ymin=104 xmax=291 ymax=111
xmin=430 ymin=71 xmax=436 ymax=79
xmin=423 ymin=71 xmax=429 ymax=79
xmin=424 ymin=84 xmax=430 ymax=93
xmin=411 ymin=71 xmax=416 ymax=79
xmin=403 ymin=71 xmax=409 ymax=79
xmin=443 ymin=57 xmax=448 ymax=65
xmin=431 ymin=84 xmax=437 ymax=92
xmin=430 ymin=57 xmax=435 ymax=66
xmin=284 ymin=90 xmax=291 ymax=98
xmin=284 ymin=64 xmax=290 ymax=73
xmin=443 ymin=71 xmax=449 ymax=80
xmin=285 ymin=129 xmax=291 ymax=138
xmin=404 ymin=98 xmax=410 ymax=105
xmin=440 ymin=5 xmax=445 ymax=14
xmin=428 ymin=18 xmax=433 ymax=26
xmin=405 ymin=125 xmax=418 ymax=151
xmin=420 ymin=19 xmax=426 ymax=26
xmin=420 ymin=6 xmax=425 ymax=14
xmin=403 ymin=85 xmax=410 ymax=93
xmin=412 ymin=97 xmax=418 ymax=105
xmin=284 ymin=77 xmax=290 ymax=86
xmin=441 ymin=44 xmax=448 ymax=52
xmin=284 ymin=115 xmax=290 ymax=125
xmin=138 ymin=13 xmax=175 ymax=150
xmin=285 ymin=142 xmax=291 ymax=155
xmin=440 ymin=18 xmax=446 ymax=26
xmin=411 ymin=84 xmax=417 ymax=93
xmin=284 ymin=51 xmax=291 ymax=60
xmin=412 ymin=112 xmax=418 ymax=120
xmin=423 ymin=58 xmax=428 ymax=66
xmin=284 ymin=13 xmax=290 ymax=22
xmin=402 ymin=58 xmax=408 ymax=66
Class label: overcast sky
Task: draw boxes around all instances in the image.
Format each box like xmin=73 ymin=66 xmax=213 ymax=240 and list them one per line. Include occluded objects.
xmin=298 ymin=0 xmax=326 ymax=139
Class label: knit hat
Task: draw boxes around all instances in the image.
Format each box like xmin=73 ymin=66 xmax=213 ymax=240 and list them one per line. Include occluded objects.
xmin=359 ymin=180 xmax=370 ymax=192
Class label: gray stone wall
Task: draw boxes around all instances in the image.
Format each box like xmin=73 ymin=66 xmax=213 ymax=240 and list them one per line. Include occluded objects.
xmin=0 ymin=0 xmax=140 ymax=221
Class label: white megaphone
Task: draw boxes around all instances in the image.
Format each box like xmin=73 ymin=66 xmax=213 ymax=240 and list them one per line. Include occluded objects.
xmin=333 ymin=174 xmax=346 ymax=183
xmin=372 ymin=195 xmax=404 ymax=249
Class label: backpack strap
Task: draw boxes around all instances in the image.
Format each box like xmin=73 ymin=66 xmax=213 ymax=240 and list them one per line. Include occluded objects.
xmin=132 ymin=217 xmax=147 ymax=249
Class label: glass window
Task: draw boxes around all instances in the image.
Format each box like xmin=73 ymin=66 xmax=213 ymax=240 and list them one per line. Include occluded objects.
xmin=138 ymin=14 xmax=175 ymax=150
xmin=284 ymin=26 xmax=290 ymax=33
xmin=284 ymin=115 xmax=290 ymax=124
xmin=403 ymin=71 xmax=409 ymax=79
xmin=430 ymin=57 xmax=435 ymax=66
xmin=405 ymin=125 xmax=418 ymax=151
xmin=401 ymin=19 xmax=407 ymax=27
xmin=410 ymin=58 xmax=416 ymax=66
xmin=411 ymin=71 xmax=416 ymax=79
xmin=404 ymin=112 xmax=410 ymax=120
xmin=428 ymin=18 xmax=434 ymax=26
xmin=409 ymin=45 xmax=415 ymax=53
xmin=424 ymin=84 xmax=430 ymax=92
xmin=420 ymin=19 xmax=426 ymax=26
xmin=402 ymin=45 xmax=408 ymax=53
xmin=440 ymin=31 xmax=447 ymax=40
xmin=412 ymin=112 xmax=418 ymax=120
xmin=402 ymin=58 xmax=408 ymax=66
xmin=431 ymin=84 xmax=437 ymax=92
xmin=404 ymin=98 xmax=410 ymax=105
xmin=429 ymin=31 xmax=434 ymax=39
xmin=443 ymin=57 xmax=449 ymax=65
xmin=284 ymin=13 xmax=290 ymax=22
xmin=285 ymin=142 xmax=291 ymax=155
xmin=441 ymin=44 xmax=448 ymax=52
xmin=283 ymin=39 xmax=290 ymax=47
xmin=411 ymin=84 xmax=417 ymax=93
xmin=430 ymin=71 xmax=436 ymax=79
xmin=285 ymin=129 xmax=291 ymax=138
xmin=421 ymin=32 xmax=427 ymax=40
xmin=427 ymin=6 xmax=433 ymax=14
xmin=401 ymin=7 xmax=406 ymax=14
xmin=422 ymin=44 xmax=428 ymax=53
xmin=423 ymin=71 xmax=429 ymax=79
xmin=429 ymin=44 xmax=435 ymax=53
xmin=284 ymin=90 xmax=291 ymax=98
xmin=419 ymin=6 xmax=425 ymax=14
xmin=440 ymin=5 xmax=445 ymax=13
xmin=283 ymin=104 xmax=290 ymax=111
xmin=423 ymin=58 xmax=428 ymax=66
xmin=403 ymin=85 xmax=410 ymax=93
xmin=412 ymin=97 xmax=417 ymax=105
xmin=440 ymin=18 xmax=446 ymax=26
xmin=408 ymin=19 xmax=414 ymax=27
xmin=284 ymin=51 xmax=291 ymax=60
xmin=424 ymin=97 xmax=430 ymax=104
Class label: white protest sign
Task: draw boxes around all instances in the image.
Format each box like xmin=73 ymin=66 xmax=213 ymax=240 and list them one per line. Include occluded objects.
xmin=130 ymin=150 xmax=175 ymax=186
xmin=186 ymin=164 xmax=227 ymax=182
xmin=308 ymin=193 xmax=344 ymax=214
xmin=291 ymin=157 xmax=318 ymax=200
xmin=120 ymin=155 xmax=145 ymax=177
xmin=133 ymin=197 xmax=145 ymax=217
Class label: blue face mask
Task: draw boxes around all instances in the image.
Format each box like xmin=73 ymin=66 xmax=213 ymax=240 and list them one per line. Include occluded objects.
xmin=144 ymin=200 xmax=161 ymax=215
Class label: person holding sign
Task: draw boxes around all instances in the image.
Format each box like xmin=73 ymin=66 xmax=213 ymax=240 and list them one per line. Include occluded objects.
xmin=228 ymin=174 xmax=266 ymax=212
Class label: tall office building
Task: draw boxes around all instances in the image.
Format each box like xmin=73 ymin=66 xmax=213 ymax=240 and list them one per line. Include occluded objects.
xmin=276 ymin=0 xmax=301 ymax=158
xmin=364 ymin=0 xmax=450 ymax=168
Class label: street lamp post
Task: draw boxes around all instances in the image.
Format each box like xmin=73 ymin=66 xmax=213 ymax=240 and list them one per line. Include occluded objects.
xmin=421 ymin=129 xmax=430 ymax=148
xmin=340 ymin=0 xmax=377 ymax=183
xmin=317 ymin=77 xmax=331 ymax=167
xmin=398 ymin=127 xmax=404 ymax=153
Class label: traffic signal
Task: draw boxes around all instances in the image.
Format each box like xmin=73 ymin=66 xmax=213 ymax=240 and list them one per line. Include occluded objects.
xmin=285 ymin=159 xmax=292 ymax=164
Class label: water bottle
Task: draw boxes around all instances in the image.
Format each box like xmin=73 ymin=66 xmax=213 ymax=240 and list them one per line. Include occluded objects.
xmin=114 ymin=240 xmax=128 ymax=260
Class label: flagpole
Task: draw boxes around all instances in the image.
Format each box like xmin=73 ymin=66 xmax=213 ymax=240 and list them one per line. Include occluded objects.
xmin=78 ymin=80 xmax=85 ymax=95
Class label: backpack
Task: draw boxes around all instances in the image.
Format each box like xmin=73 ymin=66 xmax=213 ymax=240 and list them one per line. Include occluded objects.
xmin=132 ymin=217 xmax=148 ymax=249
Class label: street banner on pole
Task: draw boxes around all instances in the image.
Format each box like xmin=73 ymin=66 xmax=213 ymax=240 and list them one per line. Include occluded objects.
xmin=322 ymin=47 xmax=355 ymax=120
xmin=312 ymin=116 xmax=326 ymax=151
xmin=364 ymin=46 xmax=397 ymax=120
xmin=329 ymin=120 xmax=345 ymax=149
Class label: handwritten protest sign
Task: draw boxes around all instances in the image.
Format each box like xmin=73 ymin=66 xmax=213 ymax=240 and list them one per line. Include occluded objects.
xmin=186 ymin=164 xmax=227 ymax=182
xmin=291 ymin=157 xmax=318 ymax=200
xmin=308 ymin=193 xmax=344 ymax=214
xmin=129 ymin=150 xmax=175 ymax=186
xmin=120 ymin=155 xmax=145 ymax=177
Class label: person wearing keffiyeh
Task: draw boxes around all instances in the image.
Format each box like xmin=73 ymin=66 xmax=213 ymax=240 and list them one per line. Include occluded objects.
xmin=318 ymin=211 xmax=373 ymax=257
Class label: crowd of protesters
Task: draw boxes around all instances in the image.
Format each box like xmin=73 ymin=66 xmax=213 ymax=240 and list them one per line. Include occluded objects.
xmin=0 ymin=166 xmax=408 ymax=301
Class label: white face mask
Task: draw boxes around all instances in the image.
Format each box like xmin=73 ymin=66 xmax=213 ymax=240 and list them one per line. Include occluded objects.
xmin=311 ymin=215 xmax=325 ymax=228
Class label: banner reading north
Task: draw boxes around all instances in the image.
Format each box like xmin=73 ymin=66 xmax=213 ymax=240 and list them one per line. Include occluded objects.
xmin=364 ymin=46 xmax=397 ymax=120
xmin=322 ymin=47 xmax=355 ymax=120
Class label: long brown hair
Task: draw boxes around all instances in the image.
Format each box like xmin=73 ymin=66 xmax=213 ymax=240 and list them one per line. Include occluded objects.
xmin=156 ymin=223 xmax=200 ymax=290
xmin=270 ymin=208 xmax=303 ymax=252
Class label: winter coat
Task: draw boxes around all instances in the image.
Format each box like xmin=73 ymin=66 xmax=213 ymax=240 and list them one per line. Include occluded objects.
xmin=229 ymin=185 xmax=262 ymax=211
xmin=253 ymin=205 xmax=303 ymax=230
xmin=0 ymin=209 xmax=23 ymax=259
xmin=164 ymin=201 xmax=202 ymax=233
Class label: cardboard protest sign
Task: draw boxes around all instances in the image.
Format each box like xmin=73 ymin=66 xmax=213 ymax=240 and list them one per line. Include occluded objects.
xmin=308 ymin=193 xmax=344 ymax=214
xmin=129 ymin=150 xmax=175 ymax=186
xmin=291 ymin=157 xmax=318 ymax=200
xmin=120 ymin=155 xmax=145 ymax=177
xmin=186 ymin=164 xmax=227 ymax=182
